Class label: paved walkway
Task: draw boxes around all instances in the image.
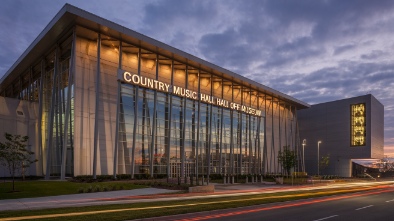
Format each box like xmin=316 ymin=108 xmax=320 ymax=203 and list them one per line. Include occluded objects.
xmin=0 ymin=183 xmax=284 ymax=212
xmin=0 ymin=188 xmax=178 ymax=211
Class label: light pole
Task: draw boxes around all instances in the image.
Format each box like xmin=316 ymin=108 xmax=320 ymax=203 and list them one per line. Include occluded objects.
xmin=317 ymin=141 xmax=322 ymax=176
xmin=302 ymin=139 xmax=306 ymax=173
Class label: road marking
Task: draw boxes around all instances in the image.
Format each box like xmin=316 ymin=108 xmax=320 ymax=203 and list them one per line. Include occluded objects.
xmin=386 ymin=199 xmax=394 ymax=202
xmin=355 ymin=205 xmax=373 ymax=210
xmin=313 ymin=215 xmax=338 ymax=221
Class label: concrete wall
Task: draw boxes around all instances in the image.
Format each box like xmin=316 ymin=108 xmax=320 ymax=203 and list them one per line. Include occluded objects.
xmin=0 ymin=97 xmax=40 ymax=177
xmin=370 ymin=96 xmax=384 ymax=158
xmin=298 ymin=94 xmax=384 ymax=177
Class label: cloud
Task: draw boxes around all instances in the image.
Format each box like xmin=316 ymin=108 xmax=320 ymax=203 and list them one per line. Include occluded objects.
xmin=361 ymin=50 xmax=385 ymax=60
xmin=1 ymin=0 xmax=394 ymax=153
xmin=334 ymin=44 xmax=357 ymax=55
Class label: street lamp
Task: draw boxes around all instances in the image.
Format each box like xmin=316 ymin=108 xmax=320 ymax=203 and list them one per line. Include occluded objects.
xmin=302 ymin=139 xmax=306 ymax=173
xmin=317 ymin=141 xmax=322 ymax=176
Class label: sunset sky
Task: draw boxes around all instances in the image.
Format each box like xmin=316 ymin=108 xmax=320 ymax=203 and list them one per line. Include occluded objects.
xmin=1 ymin=0 xmax=393 ymax=155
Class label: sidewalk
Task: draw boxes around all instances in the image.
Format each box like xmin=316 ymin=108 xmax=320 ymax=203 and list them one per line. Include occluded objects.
xmin=0 ymin=188 xmax=178 ymax=211
xmin=0 ymin=183 xmax=286 ymax=212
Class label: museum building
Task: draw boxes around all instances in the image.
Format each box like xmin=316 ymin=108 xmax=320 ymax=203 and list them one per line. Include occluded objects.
xmin=297 ymin=94 xmax=384 ymax=177
xmin=0 ymin=4 xmax=310 ymax=179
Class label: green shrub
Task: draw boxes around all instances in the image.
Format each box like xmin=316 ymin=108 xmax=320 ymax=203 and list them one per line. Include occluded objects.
xmin=94 ymin=185 xmax=101 ymax=192
xmin=116 ymin=174 xmax=132 ymax=180
xmin=97 ymin=175 xmax=113 ymax=182
xmin=154 ymin=174 xmax=167 ymax=179
xmin=86 ymin=186 xmax=93 ymax=193
xmin=73 ymin=175 xmax=94 ymax=183
xmin=77 ymin=187 xmax=84 ymax=193
xmin=209 ymin=174 xmax=223 ymax=180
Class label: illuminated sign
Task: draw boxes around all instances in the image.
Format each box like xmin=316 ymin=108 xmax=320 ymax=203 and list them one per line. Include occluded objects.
xmin=120 ymin=71 xmax=262 ymax=116
xmin=351 ymin=103 xmax=366 ymax=146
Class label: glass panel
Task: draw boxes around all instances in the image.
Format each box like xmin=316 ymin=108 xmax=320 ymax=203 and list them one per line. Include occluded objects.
xmin=140 ymin=49 xmax=156 ymax=79
xmin=158 ymin=55 xmax=172 ymax=85
xmin=118 ymin=84 xmax=136 ymax=174
xmin=351 ymin=103 xmax=366 ymax=146
xmin=173 ymin=61 xmax=186 ymax=88
xmin=100 ymin=34 xmax=119 ymax=68
xmin=187 ymin=67 xmax=198 ymax=91
xmin=121 ymin=42 xmax=139 ymax=74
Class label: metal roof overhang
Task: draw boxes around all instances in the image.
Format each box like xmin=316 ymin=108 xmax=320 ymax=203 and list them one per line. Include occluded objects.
xmin=0 ymin=4 xmax=310 ymax=109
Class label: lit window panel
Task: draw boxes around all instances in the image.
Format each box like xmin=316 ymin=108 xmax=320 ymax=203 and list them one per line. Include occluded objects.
xmin=351 ymin=103 xmax=366 ymax=146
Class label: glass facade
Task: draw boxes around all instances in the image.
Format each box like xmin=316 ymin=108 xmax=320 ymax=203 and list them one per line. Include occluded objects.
xmin=0 ymin=22 xmax=301 ymax=178
xmin=0 ymin=33 xmax=75 ymax=177
xmin=115 ymin=36 xmax=299 ymax=178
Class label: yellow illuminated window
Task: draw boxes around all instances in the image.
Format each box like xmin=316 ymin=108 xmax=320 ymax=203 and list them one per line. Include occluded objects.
xmin=351 ymin=103 xmax=366 ymax=146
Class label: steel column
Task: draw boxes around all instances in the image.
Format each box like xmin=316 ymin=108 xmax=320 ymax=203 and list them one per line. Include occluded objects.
xmin=207 ymin=75 xmax=213 ymax=183
xmin=229 ymin=82 xmax=234 ymax=175
xmin=180 ymin=66 xmax=188 ymax=180
xmin=149 ymin=54 xmax=159 ymax=178
xmin=166 ymin=60 xmax=174 ymax=180
xmin=195 ymin=71 xmax=201 ymax=184
xmin=38 ymin=59 xmax=45 ymax=175
xmin=131 ymin=48 xmax=141 ymax=178
xmin=92 ymin=33 xmax=101 ymax=179
xmin=219 ymin=79 xmax=224 ymax=174
xmin=45 ymin=46 xmax=59 ymax=180
xmin=113 ymin=42 xmax=122 ymax=179
xmin=248 ymin=91 xmax=252 ymax=174
xmin=263 ymin=95 xmax=267 ymax=174
xmin=61 ymin=30 xmax=76 ymax=180
xmin=239 ymin=86 xmax=243 ymax=175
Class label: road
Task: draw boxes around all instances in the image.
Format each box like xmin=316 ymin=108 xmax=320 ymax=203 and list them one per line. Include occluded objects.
xmin=143 ymin=186 xmax=394 ymax=221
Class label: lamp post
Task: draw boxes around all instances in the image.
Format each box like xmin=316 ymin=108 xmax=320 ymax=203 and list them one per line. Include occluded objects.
xmin=302 ymin=139 xmax=306 ymax=173
xmin=317 ymin=141 xmax=322 ymax=176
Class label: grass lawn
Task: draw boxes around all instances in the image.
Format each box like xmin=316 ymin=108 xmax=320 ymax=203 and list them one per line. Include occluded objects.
xmin=0 ymin=180 xmax=147 ymax=200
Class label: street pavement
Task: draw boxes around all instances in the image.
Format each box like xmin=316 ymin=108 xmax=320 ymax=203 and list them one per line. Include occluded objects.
xmin=133 ymin=187 xmax=394 ymax=221
xmin=1 ymin=181 xmax=392 ymax=212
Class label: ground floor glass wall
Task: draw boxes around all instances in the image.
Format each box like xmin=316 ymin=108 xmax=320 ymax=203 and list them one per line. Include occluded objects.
xmin=118 ymin=84 xmax=266 ymax=177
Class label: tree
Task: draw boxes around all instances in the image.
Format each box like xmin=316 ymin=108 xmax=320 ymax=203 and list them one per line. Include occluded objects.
xmin=277 ymin=145 xmax=297 ymax=177
xmin=319 ymin=154 xmax=330 ymax=174
xmin=0 ymin=133 xmax=37 ymax=192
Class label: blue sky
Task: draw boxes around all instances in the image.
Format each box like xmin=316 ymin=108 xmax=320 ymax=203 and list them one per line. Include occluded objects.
xmin=1 ymin=0 xmax=393 ymax=155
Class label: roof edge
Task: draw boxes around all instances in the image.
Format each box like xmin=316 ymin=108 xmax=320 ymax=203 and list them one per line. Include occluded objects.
xmin=1 ymin=4 xmax=310 ymax=109
xmin=0 ymin=4 xmax=71 ymax=84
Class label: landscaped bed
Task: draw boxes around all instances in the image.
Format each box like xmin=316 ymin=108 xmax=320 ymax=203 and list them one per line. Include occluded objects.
xmin=0 ymin=180 xmax=147 ymax=200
